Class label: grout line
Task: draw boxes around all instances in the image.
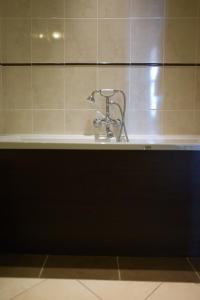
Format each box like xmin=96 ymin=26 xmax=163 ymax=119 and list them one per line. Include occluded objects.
xmin=128 ymin=0 xmax=133 ymax=114
xmin=96 ymin=0 xmax=99 ymax=92
xmin=38 ymin=255 xmax=49 ymax=278
xmin=116 ymin=256 xmax=121 ymax=280
xmin=30 ymin=1 xmax=33 ymax=134
xmin=63 ymin=0 xmax=66 ymax=132
xmin=97 ymin=0 xmax=99 ymax=63
xmin=186 ymin=257 xmax=200 ymax=282
xmin=143 ymin=282 xmax=163 ymax=300
xmin=162 ymin=0 xmax=166 ymax=65
xmin=77 ymin=280 xmax=104 ymax=300
xmin=11 ymin=279 xmax=46 ymax=300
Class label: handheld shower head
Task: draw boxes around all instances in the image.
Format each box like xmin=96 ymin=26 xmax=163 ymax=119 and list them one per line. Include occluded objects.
xmin=86 ymin=90 xmax=100 ymax=103
xmin=100 ymin=89 xmax=116 ymax=98
xmin=86 ymin=94 xmax=95 ymax=103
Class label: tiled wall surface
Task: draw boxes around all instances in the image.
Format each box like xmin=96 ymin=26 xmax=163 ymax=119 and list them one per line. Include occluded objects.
xmin=0 ymin=0 xmax=200 ymax=135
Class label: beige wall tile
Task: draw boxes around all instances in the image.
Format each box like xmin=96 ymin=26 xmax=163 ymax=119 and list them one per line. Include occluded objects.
xmin=0 ymin=19 xmax=2 ymax=62
xmin=0 ymin=0 xmax=31 ymax=17
xmin=32 ymin=19 xmax=64 ymax=63
xmin=2 ymin=19 xmax=31 ymax=63
xmin=65 ymin=19 xmax=97 ymax=63
xmin=98 ymin=66 xmax=130 ymax=92
xmin=132 ymin=19 xmax=164 ymax=63
xmin=0 ymin=110 xmax=4 ymax=133
xmin=65 ymin=0 xmax=97 ymax=18
xmin=32 ymin=0 xmax=64 ymax=18
xmin=164 ymin=19 xmax=197 ymax=63
xmin=163 ymin=67 xmax=196 ymax=110
xmin=131 ymin=67 xmax=164 ymax=110
xmin=0 ymin=67 xmax=2 ymax=109
xmin=32 ymin=67 xmax=65 ymax=109
xmin=2 ymin=67 xmax=31 ymax=109
xmin=97 ymin=66 xmax=130 ymax=111
xmin=196 ymin=68 xmax=200 ymax=109
xmin=131 ymin=0 xmax=164 ymax=17
xmin=195 ymin=110 xmax=200 ymax=134
xmin=99 ymin=0 xmax=131 ymax=18
xmin=4 ymin=110 xmax=32 ymax=134
xmin=197 ymin=19 xmax=200 ymax=63
xmin=163 ymin=111 xmax=195 ymax=135
xmin=128 ymin=110 xmax=163 ymax=135
xmin=99 ymin=19 xmax=130 ymax=63
xmin=65 ymin=110 xmax=95 ymax=135
xmin=165 ymin=0 xmax=199 ymax=17
xmin=33 ymin=110 xmax=65 ymax=134
xmin=199 ymin=0 xmax=200 ymax=17
xmin=65 ymin=66 xmax=96 ymax=109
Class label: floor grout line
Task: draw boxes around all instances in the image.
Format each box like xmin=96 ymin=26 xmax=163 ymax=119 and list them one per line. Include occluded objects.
xmin=116 ymin=256 xmax=121 ymax=280
xmin=77 ymin=280 xmax=104 ymax=300
xmin=38 ymin=255 xmax=49 ymax=278
xmin=10 ymin=279 xmax=47 ymax=300
xmin=186 ymin=257 xmax=200 ymax=282
xmin=143 ymin=282 xmax=163 ymax=300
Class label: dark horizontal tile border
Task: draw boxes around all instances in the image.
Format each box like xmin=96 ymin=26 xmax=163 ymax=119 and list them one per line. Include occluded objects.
xmin=0 ymin=62 xmax=200 ymax=67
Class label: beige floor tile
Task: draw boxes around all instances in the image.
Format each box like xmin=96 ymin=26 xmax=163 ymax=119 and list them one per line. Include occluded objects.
xmin=82 ymin=280 xmax=161 ymax=300
xmin=14 ymin=279 xmax=99 ymax=300
xmin=147 ymin=282 xmax=200 ymax=300
xmin=0 ymin=278 xmax=43 ymax=300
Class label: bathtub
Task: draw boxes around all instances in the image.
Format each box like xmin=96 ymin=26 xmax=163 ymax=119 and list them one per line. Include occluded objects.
xmin=1 ymin=133 xmax=200 ymax=256
xmin=0 ymin=134 xmax=200 ymax=150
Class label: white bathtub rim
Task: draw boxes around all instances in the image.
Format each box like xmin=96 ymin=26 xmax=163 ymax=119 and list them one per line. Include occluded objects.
xmin=0 ymin=134 xmax=200 ymax=150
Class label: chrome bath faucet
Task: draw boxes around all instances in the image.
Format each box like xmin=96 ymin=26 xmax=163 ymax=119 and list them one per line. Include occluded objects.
xmin=87 ymin=89 xmax=129 ymax=142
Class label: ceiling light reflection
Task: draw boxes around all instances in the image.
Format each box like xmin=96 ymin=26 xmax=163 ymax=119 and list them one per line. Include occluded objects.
xmin=52 ymin=32 xmax=62 ymax=39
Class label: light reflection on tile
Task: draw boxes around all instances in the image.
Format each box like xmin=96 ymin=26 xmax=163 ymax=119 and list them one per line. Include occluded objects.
xmin=132 ymin=19 xmax=164 ymax=64
xmin=130 ymin=67 xmax=163 ymax=110
xmin=32 ymin=19 xmax=64 ymax=63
